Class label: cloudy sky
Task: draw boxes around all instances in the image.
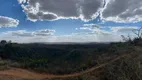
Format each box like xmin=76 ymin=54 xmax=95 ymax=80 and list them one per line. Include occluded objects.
xmin=0 ymin=0 xmax=142 ymax=43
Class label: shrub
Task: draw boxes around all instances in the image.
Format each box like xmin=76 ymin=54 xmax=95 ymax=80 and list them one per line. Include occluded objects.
xmin=104 ymin=53 xmax=142 ymax=80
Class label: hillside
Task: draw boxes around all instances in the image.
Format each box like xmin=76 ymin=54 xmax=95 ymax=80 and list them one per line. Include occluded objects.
xmin=0 ymin=38 xmax=142 ymax=80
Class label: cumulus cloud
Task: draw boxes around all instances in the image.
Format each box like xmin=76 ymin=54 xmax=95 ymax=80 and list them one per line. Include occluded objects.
xmin=0 ymin=26 xmax=139 ymax=43
xmin=77 ymin=24 xmax=103 ymax=32
xmin=81 ymin=24 xmax=111 ymax=35
xmin=110 ymin=27 xmax=139 ymax=33
xmin=18 ymin=0 xmax=142 ymax=23
xmin=5 ymin=29 xmax=55 ymax=37
xmin=76 ymin=24 xmax=140 ymax=41
xmin=82 ymin=24 xmax=139 ymax=34
xmin=33 ymin=29 xmax=56 ymax=36
xmin=18 ymin=0 xmax=104 ymax=22
xmin=11 ymin=30 xmax=34 ymax=37
xmin=83 ymin=24 xmax=101 ymax=28
xmin=0 ymin=16 xmax=19 ymax=27
xmin=26 ymin=12 xmax=58 ymax=22
xmin=101 ymin=0 xmax=142 ymax=23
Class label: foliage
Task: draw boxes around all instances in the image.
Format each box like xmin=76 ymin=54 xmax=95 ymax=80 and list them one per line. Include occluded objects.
xmin=0 ymin=40 xmax=130 ymax=74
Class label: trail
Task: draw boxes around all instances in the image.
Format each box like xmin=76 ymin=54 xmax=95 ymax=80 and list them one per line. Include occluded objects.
xmin=0 ymin=55 xmax=126 ymax=79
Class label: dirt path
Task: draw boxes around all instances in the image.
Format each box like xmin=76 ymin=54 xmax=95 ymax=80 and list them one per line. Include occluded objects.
xmin=0 ymin=55 xmax=126 ymax=80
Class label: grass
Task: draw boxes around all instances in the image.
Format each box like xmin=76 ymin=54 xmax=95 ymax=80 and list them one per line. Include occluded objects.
xmin=47 ymin=46 xmax=142 ymax=80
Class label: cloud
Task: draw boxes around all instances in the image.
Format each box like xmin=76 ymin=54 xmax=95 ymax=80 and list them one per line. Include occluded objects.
xmin=83 ymin=24 xmax=101 ymax=28
xmin=11 ymin=30 xmax=34 ymax=37
xmin=60 ymin=31 xmax=119 ymax=42
xmin=26 ymin=12 xmax=58 ymax=22
xmin=101 ymin=0 xmax=142 ymax=23
xmin=77 ymin=24 xmax=139 ymax=42
xmin=18 ymin=0 xmax=142 ymax=23
xmin=77 ymin=24 xmax=102 ymax=32
xmin=0 ymin=16 xmax=19 ymax=27
xmin=33 ymin=29 xmax=56 ymax=36
xmin=82 ymin=24 xmax=139 ymax=34
xmin=5 ymin=29 xmax=55 ymax=37
xmin=18 ymin=0 xmax=104 ymax=22
xmin=110 ymin=27 xmax=139 ymax=33
xmin=0 ymin=26 xmax=138 ymax=43
xmin=81 ymin=24 xmax=109 ymax=34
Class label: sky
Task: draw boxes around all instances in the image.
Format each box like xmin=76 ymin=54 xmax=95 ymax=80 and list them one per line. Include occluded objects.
xmin=0 ymin=0 xmax=142 ymax=43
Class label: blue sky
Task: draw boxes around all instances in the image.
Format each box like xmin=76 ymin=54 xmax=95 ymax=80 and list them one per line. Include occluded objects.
xmin=0 ymin=0 xmax=142 ymax=43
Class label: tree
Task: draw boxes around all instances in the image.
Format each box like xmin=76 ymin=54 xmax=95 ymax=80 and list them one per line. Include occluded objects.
xmin=0 ymin=40 xmax=7 ymax=45
xmin=132 ymin=27 xmax=142 ymax=38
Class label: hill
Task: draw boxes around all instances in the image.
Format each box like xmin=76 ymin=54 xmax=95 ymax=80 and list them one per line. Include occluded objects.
xmin=0 ymin=38 xmax=142 ymax=80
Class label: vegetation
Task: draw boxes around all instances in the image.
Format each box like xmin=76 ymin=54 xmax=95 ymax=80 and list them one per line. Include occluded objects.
xmin=0 ymin=40 xmax=126 ymax=74
xmin=0 ymin=28 xmax=142 ymax=80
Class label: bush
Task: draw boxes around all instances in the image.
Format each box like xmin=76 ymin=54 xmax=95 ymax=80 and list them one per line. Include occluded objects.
xmin=104 ymin=52 xmax=142 ymax=80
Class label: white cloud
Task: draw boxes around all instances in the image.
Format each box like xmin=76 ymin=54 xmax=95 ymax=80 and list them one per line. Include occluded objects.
xmin=11 ymin=30 xmax=34 ymax=37
xmin=0 ymin=16 xmax=19 ymax=27
xmin=76 ymin=24 xmax=140 ymax=42
xmin=18 ymin=0 xmax=142 ymax=23
xmin=101 ymin=0 xmax=142 ymax=23
xmin=110 ymin=27 xmax=139 ymax=33
xmin=82 ymin=24 xmax=139 ymax=34
xmin=79 ymin=24 xmax=103 ymax=32
xmin=0 ymin=23 xmax=139 ymax=43
xmin=62 ymin=31 xmax=120 ymax=42
xmin=33 ymin=29 xmax=56 ymax=36
xmin=82 ymin=24 xmax=109 ymax=34
xmin=4 ymin=29 xmax=55 ymax=37
xmin=83 ymin=24 xmax=101 ymax=28
xmin=18 ymin=0 xmax=104 ymax=22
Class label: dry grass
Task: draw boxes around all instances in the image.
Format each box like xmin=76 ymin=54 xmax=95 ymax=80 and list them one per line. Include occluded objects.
xmin=49 ymin=47 xmax=142 ymax=80
xmin=103 ymin=50 xmax=142 ymax=80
